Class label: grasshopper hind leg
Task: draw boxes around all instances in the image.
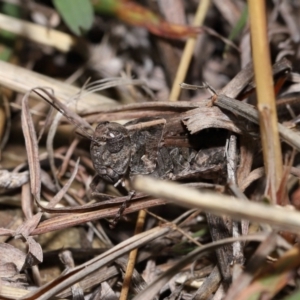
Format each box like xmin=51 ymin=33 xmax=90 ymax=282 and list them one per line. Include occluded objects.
xmin=110 ymin=177 xmax=135 ymax=228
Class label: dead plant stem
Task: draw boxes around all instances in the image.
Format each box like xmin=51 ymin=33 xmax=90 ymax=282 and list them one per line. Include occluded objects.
xmin=248 ymin=0 xmax=283 ymax=194
xmin=133 ymin=176 xmax=300 ymax=234
xmin=120 ymin=210 xmax=147 ymax=300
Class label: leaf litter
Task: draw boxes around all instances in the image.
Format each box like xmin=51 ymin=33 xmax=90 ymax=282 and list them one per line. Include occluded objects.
xmin=1 ymin=1 xmax=300 ymax=299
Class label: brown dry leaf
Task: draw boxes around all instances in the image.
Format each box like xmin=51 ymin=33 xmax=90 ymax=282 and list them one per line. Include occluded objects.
xmin=0 ymin=263 xmax=18 ymax=278
xmin=11 ymin=213 xmax=44 ymax=267
xmin=0 ymin=243 xmax=26 ymax=272
xmin=182 ymin=106 xmax=258 ymax=135
xmin=24 ymin=236 xmax=43 ymax=267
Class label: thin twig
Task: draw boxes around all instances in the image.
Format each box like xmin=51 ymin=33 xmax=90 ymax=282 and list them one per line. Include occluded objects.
xmin=146 ymin=209 xmax=203 ymax=247
xmin=120 ymin=210 xmax=147 ymax=300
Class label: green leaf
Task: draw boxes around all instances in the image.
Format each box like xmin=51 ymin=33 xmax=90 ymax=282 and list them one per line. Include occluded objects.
xmin=53 ymin=0 xmax=94 ymax=36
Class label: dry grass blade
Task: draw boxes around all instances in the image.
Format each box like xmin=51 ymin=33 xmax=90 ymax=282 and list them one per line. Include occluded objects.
xmin=32 ymin=197 xmax=166 ymax=235
xmin=2 ymin=2 xmax=300 ymax=298
xmin=83 ymin=77 xmax=153 ymax=99
xmin=132 ymin=234 xmax=273 ymax=300
xmin=0 ymin=61 xmax=116 ymax=114
xmin=58 ymin=138 xmax=80 ymax=178
xmin=224 ymin=232 xmax=279 ymax=300
xmin=34 ymin=88 xmax=94 ymax=188
xmin=21 ymin=183 xmax=34 ymax=220
xmin=47 ymin=158 xmax=80 ymax=208
xmin=22 ymin=226 xmax=172 ymax=300
xmin=169 ymin=0 xmax=211 ymax=101
xmin=133 ymin=176 xmax=300 ymax=234
xmin=21 ymin=91 xmax=41 ymax=202
xmin=34 ymin=88 xmax=94 ymax=137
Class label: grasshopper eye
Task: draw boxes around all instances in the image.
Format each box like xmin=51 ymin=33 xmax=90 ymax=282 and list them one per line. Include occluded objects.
xmin=106 ymin=131 xmax=124 ymax=153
